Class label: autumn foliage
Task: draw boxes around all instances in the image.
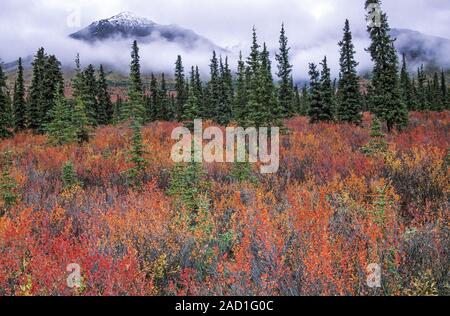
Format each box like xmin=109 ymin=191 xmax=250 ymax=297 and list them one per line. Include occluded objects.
xmin=0 ymin=112 xmax=448 ymax=296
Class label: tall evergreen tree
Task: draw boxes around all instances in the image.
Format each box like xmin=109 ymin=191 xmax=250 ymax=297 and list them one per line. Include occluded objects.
xmin=113 ymin=95 xmax=123 ymax=124
xmin=28 ymin=48 xmax=46 ymax=131
xmin=125 ymin=41 xmax=146 ymax=124
xmin=337 ymin=20 xmax=362 ymax=125
xmin=218 ymin=56 xmax=233 ymax=125
xmin=431 ymin=72 xmax=442 ymax=111
xmin=0 ymin=64 xmax=11 ymax=138
xmin=81 ymin=64 xmax=98 ymax=126
xmin=13 ymin=58 xmax=26 ymax=131
xmin=97 ymin=65 xmax=113 ymax=125
xmin=45 ymin=85 xmax=77 ymax=145
xmin=126 ymin=118 xmax=147 ymax=188
xmin=318 ymin=56 xmax=335 ymax=122
xmin=400 ymin=53 xmax=415 ymax=111
xmin=182 ymin=84 xmax=200 ymax=130
xmin=72 ymin=97 xmax=90 ymax=144
xmin=365 ymin=0 xmax=408 ymax=131
xmin=234 ymin=52 xmax=248 ymax=124
xmin=40 ymin=55 xmax=64 ymax=132
xmin=148 ymin=73 xmax=159 ymax=121
xmin=159 ymin=73 xmax=172 ymax=121
xmin=260 ymin=43 xmax=279 ymax=127
xmin=308 ymin=63 xmax=324 ymax=123
xmin=441 ymin=70 xmax=449 ymax=110
xmin=416 ymin=65 xmax=428 ymax=110
xmin=174 ymin=55 xmax=187 ymax=120
xmin=275 ymin=23 xmax=294 ymax=118
xmin=208 ymin=51 xmax=222 ymax=121
xmin=72 ymin=54 xmax=84 ymax=100
xmin=299 ymin=84 xmax=310 ymax=116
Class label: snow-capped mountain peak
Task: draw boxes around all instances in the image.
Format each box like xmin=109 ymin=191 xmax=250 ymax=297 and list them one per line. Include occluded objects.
xmin=100 ymin=11 xmax=155 ymax=28
xmin=69 ymin=12 xmax=223 ymax=52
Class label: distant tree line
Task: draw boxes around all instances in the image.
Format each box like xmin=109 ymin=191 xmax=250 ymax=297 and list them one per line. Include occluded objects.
xmin=0 ymin=0 xmax=448 ymax=141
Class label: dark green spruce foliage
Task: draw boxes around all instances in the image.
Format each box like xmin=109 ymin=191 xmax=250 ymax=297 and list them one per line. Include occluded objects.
xmin=81 ymin=64 xmax=98 ymax=126
xmin=45 ymin=85 xmax=77 ymax=145
xmin=275 ymin=23 xmax=294 ymax=118
xmin=62 ymin=161 xmax=80 ymax=190
xmin=159 ymin=73 xmax=172 ymax=121
xmin=233 ymin=52 xmax=248 ymax=125
xmin=245 ymin=27 xmax=265 ymax=127
xmin=308 ymin=63 xmax=322 ymax=123
xmin=97 ymin=65 xmax=113 ymax=125
xmin=308 ymin=57 xmax=334 ymax=123
xmin=125 ymin=41 xmax=146 ymax=124
xmin=441 ymin=71 xmax=449 ymax=110
xmin=219 ymin=57 xmax=234 ymax=125
xmin=337 ymin=20 xmax=362 ymax=125
xmin=208 ymin=51 xmax=222 ymax=122
xmin=13 ymin=58 xmax=27 ymax=131
xmin=416 ymin=65 xmax=428 ymax=110
xmin=365 ymin=0 xmax=408 ymax=132
xmin=148 ymin=73 xmax=158 ymax=121
xmin=113 ymin=95 xmax=123 ymax=124
xmin=126 ymin=119 xmax=147 ymax=188
xmin=182 ymin=84 xmax=200 ymax=130
xmin=260 ymin=43 xmax=279 ymax=127
xmin=28 ymin=48 xmax=64 ymax=132
xmin=400 ymin=54 xmax=415 ymax=111
xmin=0 ymin=64 xmax=11 ymax=138
xmin=174 ymin=55 xmax=187 ymax=120
xmin=362 ymin=116 xmax=388 ymax=155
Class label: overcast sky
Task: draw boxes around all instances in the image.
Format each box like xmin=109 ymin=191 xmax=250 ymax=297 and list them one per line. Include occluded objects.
xmin=1 ymin=0 xmax=449 ymax=79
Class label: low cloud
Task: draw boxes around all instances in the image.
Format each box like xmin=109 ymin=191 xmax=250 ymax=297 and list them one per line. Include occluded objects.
xmin=0 ymin=0 xmax=449 ymax=81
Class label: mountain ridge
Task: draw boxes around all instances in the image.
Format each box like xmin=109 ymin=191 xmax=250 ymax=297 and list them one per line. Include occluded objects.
xmin=69 ymin=11 xmax=223 ymax=52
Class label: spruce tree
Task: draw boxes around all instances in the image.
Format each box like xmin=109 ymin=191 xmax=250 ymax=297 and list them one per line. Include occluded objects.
xmin=81 ymin=64 xmax=98 ymax=126
xmin=337 ymin=20 xmax=362 ymax=125
xmin=260 ymin=43 xmax=279 ymax=127
xmin=365 ymin=0 xmax=408 ymax=132
xmin=308 ymin=63 xmax=324 ymax=123
xmin=72 ymin=54 xmax=84 ymax=100
xmin=416 ymin=65 xmax=428 ymax=110
xmin=318 ymin=56 xmax=334 ymax=122
xmin=174 ymin=55 xmax=187 ymax=120
xmin=97 ymin=65 xmax=113 ymax=125
xmin=113 ymin=95 xmax=123 ymax=124
xmin=431 ymin=72 xmax=442 ymax=111
xmin=13 ymin=58 xmax=26 ymax=131
xmin=300 ymin=84 xmax=310 ymax=116
xmin=362 ymin=116 xmax=388 ymax=155
xmin=234 ymin=52 xmax=248 ymax=125
xmin=218 ymin=56 xmax=233 ymax=125
xmin=400 ymin=53 xmax=415 ymax=111
xmin=72 ymin=97 xmax=90 ymax=143
xmin=182 ymin=84 xmax=200 ymax=130
xmin=276 ymin=23 xmax=294 ymax=118
xmin=28 ymin=48 xmax=46 ymax=131
xmin=208 ymin=51 xmax=222 ymax=121
xmin=45 ymin=85 xmax=77 ymax=145
xmin=62 ymin=161 xmax=80 ymax=190
xmin=148 ymin=73 xmax=158 ymax=121
xmin=0 ymin=64 xmax=10 ymax=138
xmin=40 ymin=55 xmax=64 ymax=132
xmin=194 ymin=66 xmax=203 ymax=105
xmin=159 ymin=73 xmax=172 ymax=121
xmin=441 ymin=71 xmax=448 ymax=110
xmin=126 ymin=119 xmax=147 ymax=188
xmin=125 ymin=41 xmax=146 ymax=124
